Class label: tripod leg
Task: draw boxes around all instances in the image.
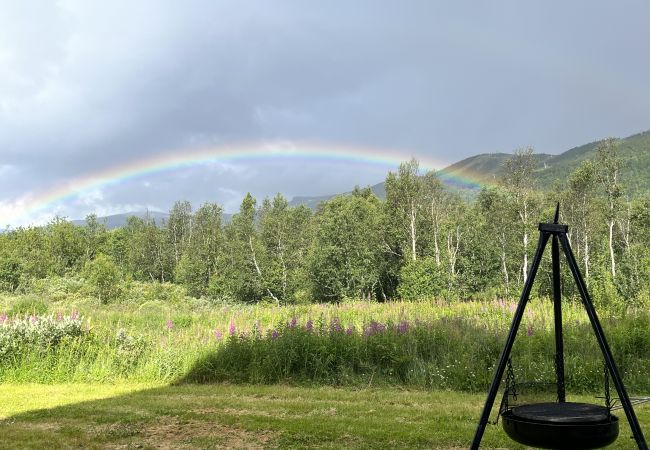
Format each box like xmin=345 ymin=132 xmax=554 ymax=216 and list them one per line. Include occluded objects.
xmin=552 ymin=234 xmax=566 ymax=402
xmin=559 ymin=233 xmax=647 ymax=450
xmin=470 ymin=231 xmax=551 ymax=449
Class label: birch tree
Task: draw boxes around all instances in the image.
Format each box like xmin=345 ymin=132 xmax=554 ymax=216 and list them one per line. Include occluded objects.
xmin=501 ymin=147 xmax=537 ymax=284
xmin=166 ymin=200 xmax=193 ymax=265
xmin=385 ymin=159 xmax=423 ymax=262
xmin=595 ymin=138 xmax=622 ymax=278
xmin=565 ymin=161 xmax=597 ymax=280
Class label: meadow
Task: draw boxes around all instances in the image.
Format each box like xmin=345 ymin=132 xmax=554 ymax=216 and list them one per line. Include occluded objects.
xmin=2 ymin=288 xmax=650 ymax=448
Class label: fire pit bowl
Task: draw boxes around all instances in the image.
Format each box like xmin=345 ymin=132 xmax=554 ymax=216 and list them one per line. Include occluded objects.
xmin=501 ymin=402 xmax=619 ymax=449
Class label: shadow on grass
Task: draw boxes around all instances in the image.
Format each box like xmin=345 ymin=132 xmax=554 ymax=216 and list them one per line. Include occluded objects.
xmin=2 ymin=382 xmax=650 ymax=450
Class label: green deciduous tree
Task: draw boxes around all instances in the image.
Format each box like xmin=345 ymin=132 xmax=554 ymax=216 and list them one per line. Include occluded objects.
xmin=258 ymin=194 xmax=312 ymax=304
xmin=308 ymin=192 xmax=382 ymax=301
xmin=166 ymin=200 xmax=193 ymax=266
xmin=175 ymin=203 xmax=223 ymax=297
xmin=501 ymin=147 xmax=539 ymax=284
xmin=123 ymin=215 xmax=173 ymax=282
xmin=83 ymin=253 xmax=122 ymax=303
xmin=385 ymin=158 xmax=425 ymax=262
xmin=595 ymin=138 xmax=623 ymax=278
xmin=564 ymin=161 xmax=597 ymax=280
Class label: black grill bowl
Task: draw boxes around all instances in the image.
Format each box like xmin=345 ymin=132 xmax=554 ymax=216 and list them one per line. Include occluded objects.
xmin=501 ymin=402 xmax=619 ymax=449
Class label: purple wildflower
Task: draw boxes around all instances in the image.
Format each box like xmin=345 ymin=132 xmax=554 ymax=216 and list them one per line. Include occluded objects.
xmin=527 ymin=325 xmax=534 ymax=337
xmin=305 ymin=319 xmax=313 ymax=332
xmin=0 ymin=313 xmax=7 ymax=324
xmin=56 ymin=312 xmax=63 ymax=322
xmin=271 ymin=330 xmax=279 ymax=340
xmin=397 ymin=320 xmax=410 ymax=334
xmin=166 ymin=319 xmax=174 ymax=330
xmin=214 ymin=329 xmax=223 ymax=340
xmin=346 ymin=326 xmax=354 ymax=336
xmin=30 ymin=315 xmax=37 ymax=324
xmin=229 ymin=321 xmax=236 ymax=336
xmin=289 ymin=317 xmax=297 ymax=329
xmin=330 ymin=318 xmax=343 ymax=333
xmin=71 ymin=311 xmax=79 ymax=321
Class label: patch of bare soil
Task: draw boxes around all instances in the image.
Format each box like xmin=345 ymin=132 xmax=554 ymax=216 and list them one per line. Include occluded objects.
xmin=104 ymin=416 xmax=276 ymax=449
xmin=4 ymin=421 xmax=61 ymax=432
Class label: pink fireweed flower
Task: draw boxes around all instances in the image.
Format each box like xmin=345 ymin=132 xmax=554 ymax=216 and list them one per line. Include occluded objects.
xmin=305 ymin=319 xmax=313 ymax=332
xmin=0 ymin=313 xmax=7 ymax=324
xmin=71 ymin=311 xmax=79 ymax=321
xmin=30 ymin=315 xmax=37 ymax=324
xmin=166 ymin=319 xmax=174 ymax=330
xmin=397 ymin=320 xmax=410 ymax=334
xmin=214 ymin=329 xmax=223 ymax=340
xmin=56 ymin=312 xmax=63 ymax=322
xmin=229 ymin=321 xmax=236 ymax=336
xmin=330 ymin=318 xmax=343 ymax=333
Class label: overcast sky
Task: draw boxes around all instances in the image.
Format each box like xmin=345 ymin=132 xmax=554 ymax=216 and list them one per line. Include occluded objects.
xmin=1 ymin=0 xmax=649 ymax=226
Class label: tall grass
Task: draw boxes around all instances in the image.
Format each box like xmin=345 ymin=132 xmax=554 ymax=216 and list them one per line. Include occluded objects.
xmin=1 ymin=294 xmax=649 ymax=394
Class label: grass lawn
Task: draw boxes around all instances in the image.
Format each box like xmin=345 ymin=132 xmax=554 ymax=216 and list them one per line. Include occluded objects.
xmin=1 ymin=384 xmax=649 ymax=449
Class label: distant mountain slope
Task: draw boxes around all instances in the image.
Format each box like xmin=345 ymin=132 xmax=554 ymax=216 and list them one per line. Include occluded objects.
xmin=72 ymin=210 xmax=234 ymax=230
xmin=438 ymin=152 xmax=554 ymax=189
xmin=288 ymin=182 xmax=386 ymax=209
xmin=72 ymin=211 xmax=170 ymax=229
xmin=421 ymin=130 xmax=650 ymax=196
xmin=535 ymin=130 xmax=650 ymax=195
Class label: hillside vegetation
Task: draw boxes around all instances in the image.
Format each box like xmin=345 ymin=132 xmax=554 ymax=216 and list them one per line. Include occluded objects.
xmin=442 ymin=130 xmax=650 ymax=196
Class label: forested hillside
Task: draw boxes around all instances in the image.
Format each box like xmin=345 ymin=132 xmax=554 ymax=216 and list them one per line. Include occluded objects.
xmin=1 ymin=139 xmax=648 ymax=306
xmin=442 ymin=130 xmax=650 ymax=195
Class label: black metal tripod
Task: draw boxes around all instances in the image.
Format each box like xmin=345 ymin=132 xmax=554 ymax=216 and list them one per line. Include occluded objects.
xmin=470 ymin=205 xmax=647 ymax=449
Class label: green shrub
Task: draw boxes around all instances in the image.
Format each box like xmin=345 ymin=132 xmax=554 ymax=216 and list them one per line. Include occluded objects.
xmin=82 ymin=254 xmax=123 ymax=304
xmin=7 ymin=296 xmax=48 ymax=316
xmin=0 ymin=312 xmax=86 ymax=360
xmin=398 ymin=257 xmax=448 ymax=300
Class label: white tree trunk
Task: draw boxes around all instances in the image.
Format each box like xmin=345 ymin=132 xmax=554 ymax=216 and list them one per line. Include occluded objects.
xmin=249 ymin=236 xmax=280 ymax=304
xmin=410 ymin=205 xmax=417 ymax=261
xmin=608 ymin=218 xmax=616 ymax=278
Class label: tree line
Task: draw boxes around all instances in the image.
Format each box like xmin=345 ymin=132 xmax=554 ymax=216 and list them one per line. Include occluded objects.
xmin=1 ymin=139 xmax=648 ymax=305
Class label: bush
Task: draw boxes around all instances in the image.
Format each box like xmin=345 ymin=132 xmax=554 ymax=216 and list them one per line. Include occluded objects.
xmin=0 ymin=258 xmax=22 ymax=292
xmin=8 ymin=296 xmax=48 ymax=316
xmin=0 ymin=312 xmax=86 ymax=360
xmin=83 ymin=254 xmax=122 ymax=304
xmin=398 ymin=257 xmax=448 ymax=300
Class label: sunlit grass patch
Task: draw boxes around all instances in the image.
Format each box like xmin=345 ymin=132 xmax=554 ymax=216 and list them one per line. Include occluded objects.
xmin=1 ymin=383 xmax=649 ymax=449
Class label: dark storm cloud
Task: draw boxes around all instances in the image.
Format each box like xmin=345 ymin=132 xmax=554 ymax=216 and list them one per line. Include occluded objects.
xmin=1 ymin=0 xmax=650 ymax=224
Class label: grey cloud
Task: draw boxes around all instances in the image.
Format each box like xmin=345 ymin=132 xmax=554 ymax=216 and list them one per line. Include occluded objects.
xmin=1 ymin=0 xmax=650 ymax=225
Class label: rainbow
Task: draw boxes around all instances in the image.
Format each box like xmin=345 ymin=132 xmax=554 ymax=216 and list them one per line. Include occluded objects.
xmin=3 ymin=141 xmax=491 ymax=226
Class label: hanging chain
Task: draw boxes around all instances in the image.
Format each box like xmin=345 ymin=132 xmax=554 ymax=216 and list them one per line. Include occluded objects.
xmin=506 ymin=357 xmax=517 ymax=402
xmin=494 ymin=358 xmax=517 ymax=425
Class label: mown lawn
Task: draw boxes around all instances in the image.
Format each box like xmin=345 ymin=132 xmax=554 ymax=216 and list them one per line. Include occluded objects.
xmin=1 ymin=383 xmax=649 ymax=449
